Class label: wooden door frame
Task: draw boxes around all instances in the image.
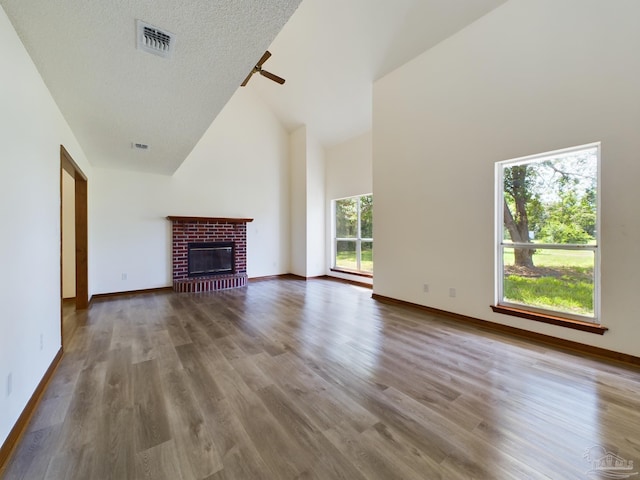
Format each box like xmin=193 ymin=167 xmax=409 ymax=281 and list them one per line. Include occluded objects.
xmin=60 ymin=146 xmax=88 ymax=345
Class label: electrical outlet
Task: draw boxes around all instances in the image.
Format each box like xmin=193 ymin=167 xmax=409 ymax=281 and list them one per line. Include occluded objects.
xmin=423 ymin=284 xmax=429 ymax=293
xmin=7 ymin=373 xmax=12 ymax=397
xmin=40 ymin=333 xmax=44 ymax=351
xmin=122 ymin=273 xmax=127 ymax=280
xmin=449 ymin=288 xmax=457 ymax=298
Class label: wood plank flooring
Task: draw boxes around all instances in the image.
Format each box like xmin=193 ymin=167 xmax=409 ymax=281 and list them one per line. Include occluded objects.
xmin=3 ymin=278 xmax=640 ymax=479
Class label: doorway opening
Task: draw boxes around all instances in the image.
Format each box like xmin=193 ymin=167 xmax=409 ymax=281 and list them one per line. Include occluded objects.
xmin=60 ymin=145 xmax=88 ymax=349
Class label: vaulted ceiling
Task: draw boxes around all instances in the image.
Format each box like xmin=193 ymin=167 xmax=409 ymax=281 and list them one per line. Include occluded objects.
xmin=1 ymin=0 xmax=506 ymax=175
xmin=248 ymin=0 xmax=507 ymax=148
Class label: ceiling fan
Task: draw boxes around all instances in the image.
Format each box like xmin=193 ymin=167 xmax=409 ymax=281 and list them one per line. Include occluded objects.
xmin=241 ymin=51 xmax=286 ymax=87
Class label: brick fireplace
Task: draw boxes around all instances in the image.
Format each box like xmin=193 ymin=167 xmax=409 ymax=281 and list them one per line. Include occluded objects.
xmin=167 ymin=216 xmax=253 ymax=293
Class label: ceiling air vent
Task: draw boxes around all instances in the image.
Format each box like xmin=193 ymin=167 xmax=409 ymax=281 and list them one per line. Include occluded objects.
xmin=136 ymin=20 xmax=174 ymax=58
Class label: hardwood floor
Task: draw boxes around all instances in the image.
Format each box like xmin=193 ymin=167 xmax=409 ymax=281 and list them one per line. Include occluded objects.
xmin=3 ymin=278 xmax=640 ymax=479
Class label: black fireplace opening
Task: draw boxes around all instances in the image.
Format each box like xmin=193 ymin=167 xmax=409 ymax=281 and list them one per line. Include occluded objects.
xmin=188 ymin=242 xmax=235 ymax=277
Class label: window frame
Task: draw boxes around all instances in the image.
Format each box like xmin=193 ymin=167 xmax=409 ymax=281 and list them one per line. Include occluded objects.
xmin=332 ymin=194 xmax=373 ymax=275
xmin=495 ymin=143 xmax=601 ymax=324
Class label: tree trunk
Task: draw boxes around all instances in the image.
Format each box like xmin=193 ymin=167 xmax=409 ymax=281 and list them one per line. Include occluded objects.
xmin=503 ymin=197 xmax=535 ymax=268
xmin=513 ymin=247 xmax=534 ymax=268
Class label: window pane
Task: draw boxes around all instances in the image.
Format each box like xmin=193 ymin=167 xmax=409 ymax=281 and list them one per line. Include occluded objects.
xmin=336 ymin=198 xmax=358 ymax=238
xmin=336 ymin=240 xmax=357 ymax=270
xmin=502 ymin=247 xmax=594 ymax=317
xmin=502 ymin=148 xmax=597 ymax=246
xmin=361 ymin=241 xmax=373 ymax=273
xmin=360 ymin=195 xmax=373 ymax=238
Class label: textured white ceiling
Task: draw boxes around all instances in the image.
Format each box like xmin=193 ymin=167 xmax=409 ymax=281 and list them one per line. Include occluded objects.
xmin=249 ymin=0 xmax=507 ymax=147
xmin=0 ymin=0 xmax=302 ymax=174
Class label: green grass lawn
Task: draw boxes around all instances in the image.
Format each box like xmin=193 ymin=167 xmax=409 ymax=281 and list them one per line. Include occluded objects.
xmin=336 ymin=250 xmax=373 ymax=273
xmin=505 ymin=248 xmax=594 ymax=268
xmin=503 ymin=248 xmax=594 ymax=316
xmin=337 ymin=247 xmax=593 ymax=316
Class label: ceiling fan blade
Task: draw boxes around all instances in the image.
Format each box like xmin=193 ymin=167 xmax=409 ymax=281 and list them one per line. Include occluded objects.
xmin=260 ymin=69 xmax=285 ymax=85
xmin=240 ymin=70 xmax=254 ymax=87
xmin=256 ymin=50 xmax=271 ymax=67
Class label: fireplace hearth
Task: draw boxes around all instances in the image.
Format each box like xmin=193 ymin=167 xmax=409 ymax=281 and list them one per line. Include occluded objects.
xmin=167 ymin=216 xmax=253 ymax=293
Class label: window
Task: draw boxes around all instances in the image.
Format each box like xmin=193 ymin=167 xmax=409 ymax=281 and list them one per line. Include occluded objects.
xmin=496 ymin=143 xmax=600 ymax=323
xmin=333 ymin=194 xmax=373 ymax=275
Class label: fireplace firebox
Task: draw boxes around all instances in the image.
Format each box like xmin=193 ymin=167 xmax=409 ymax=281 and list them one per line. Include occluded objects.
xmin=188 ymin=242 xmax=235 ymax=277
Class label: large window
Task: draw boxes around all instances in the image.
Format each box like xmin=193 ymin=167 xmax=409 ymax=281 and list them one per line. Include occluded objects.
xmin=496 ymin=144 xmax=600 ymax=322
xmin=333 ymin=194 xmax=373 ymax=274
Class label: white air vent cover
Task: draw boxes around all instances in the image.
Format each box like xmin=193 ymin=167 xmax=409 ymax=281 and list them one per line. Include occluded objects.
xmin=137 ymin=20 xmax=174 ymax=58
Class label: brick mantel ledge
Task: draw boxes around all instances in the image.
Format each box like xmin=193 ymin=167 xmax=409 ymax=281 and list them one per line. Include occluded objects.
xmin=167 ymin=216 xmax=253 ymax=223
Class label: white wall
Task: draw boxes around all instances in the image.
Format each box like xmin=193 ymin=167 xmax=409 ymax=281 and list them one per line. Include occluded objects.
xmin=90 ymin=88 xmax=291 ymax=293
xmin=373 ymin=0 xmax=640 ymax=356
xmin=290 ymin=126 xmax=307 ymax=276
xmin=91 ymin=168 xmax=172 ymax=294
xmin=173 ymin=89 xmax=291 ymax=279
xmin=326 ymin=131 xmax=372 ymax=200
xmin=0 ymin=6 xmax=91 ymax=446
xmin=62 ymin=170 xmax=76 ymax=298
xmin=325 ymin=131 xmax=373 ymax=284
xmin=306 ymin=131 xmax=326 ymax=277
xmin=288 ymin=125 xmax=326 ymax=278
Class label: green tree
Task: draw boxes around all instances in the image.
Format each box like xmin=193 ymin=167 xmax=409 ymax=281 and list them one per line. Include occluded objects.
xmin=335 ymin=195 xmax=372 ymax=254
xmin=503 ymin=165 xmax=537 ymax=267
xmin=336 ymin=198 xmax=358 ymax=240
xmin=360 ymin=194 xmax=373 ymax=238
xmin=503 ymin=151 xmax=597 ymax=267
xmin=539 ymin=188 xmax=595 ymax=244
xmin=578 ymin=187 xmax=596 ymax=237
